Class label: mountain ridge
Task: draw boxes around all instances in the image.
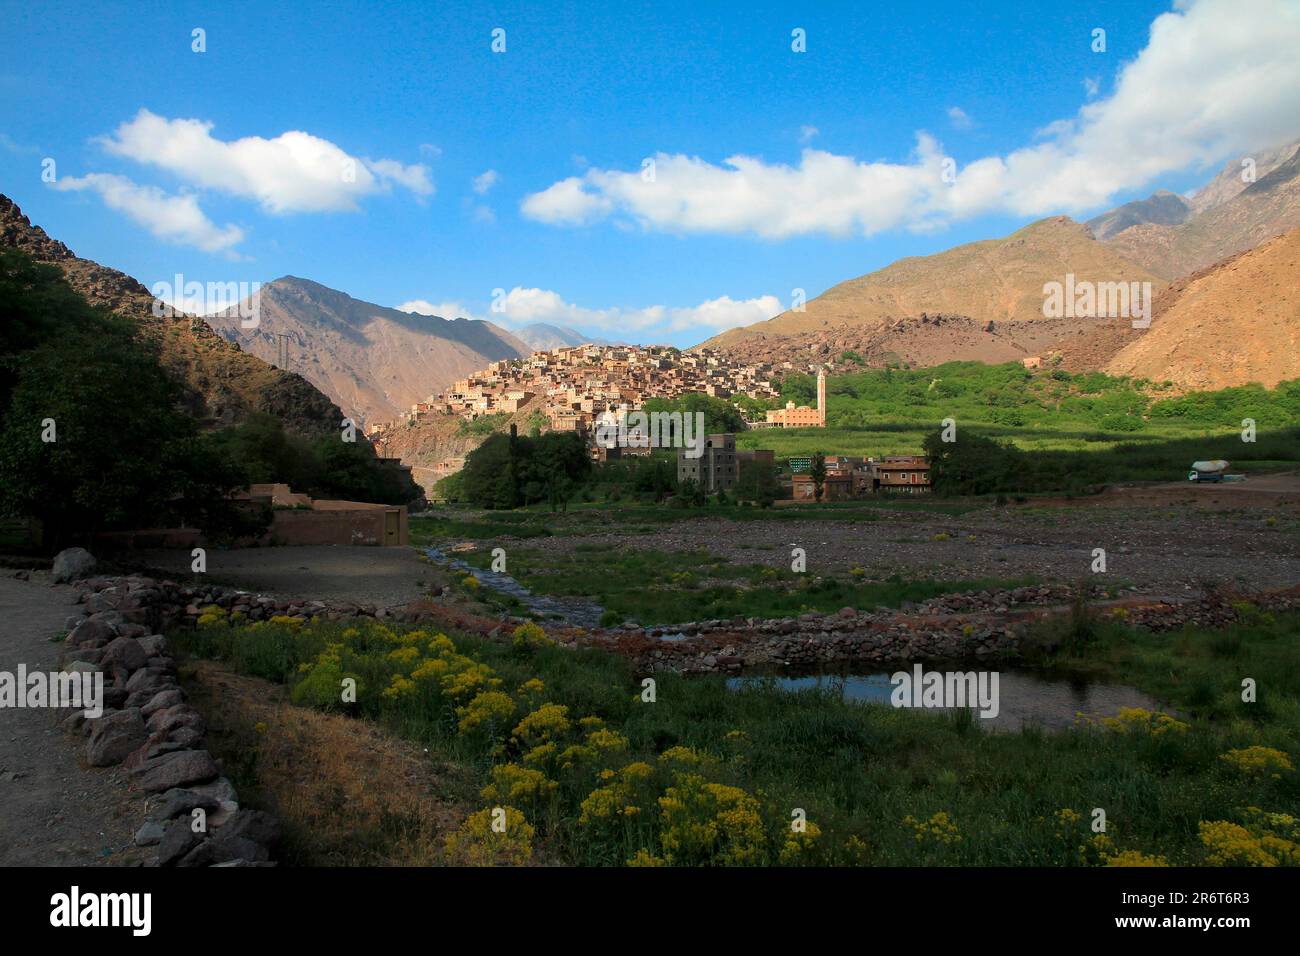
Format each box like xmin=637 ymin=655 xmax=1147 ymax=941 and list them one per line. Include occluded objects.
xmin=207 ymin=277 xmax=531 ymax=426
xmin=1103 ymin=226 xmax=1300 ymax=392
xmin=700 ymin=216 xmax=1165 ymax=357
xmin=1100 ymin=141 xmax=1300 ymax=278
xmin=0 ymin=194 xmax=344 ymax=437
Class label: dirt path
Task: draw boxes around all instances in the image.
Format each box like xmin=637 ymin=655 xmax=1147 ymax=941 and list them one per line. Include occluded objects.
xmin=0 ymin=575 xmax=147 ymax=866
xmin=132 ymin=545 xmax=433 ymax=607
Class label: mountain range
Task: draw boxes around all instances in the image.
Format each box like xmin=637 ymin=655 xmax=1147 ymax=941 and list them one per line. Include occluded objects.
xmin=700 ymin=139 xmax=1300 ymax=392
xmin=512 ymin=323 xmax=622 ymax=351
xmin=1101 ymin=142 xmax=1300 ymax=279
xmin=208 ymin=279 xmax=530 ymax=427
xmin=701 ymin=216 xmax=1165 ymax=362
xmin=1104 ymin=226 xmax=1299 ymax=391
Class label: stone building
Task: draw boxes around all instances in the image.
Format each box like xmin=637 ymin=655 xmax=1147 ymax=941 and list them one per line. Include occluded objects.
xmin=677 ymin=433 xmax=738 ymax=493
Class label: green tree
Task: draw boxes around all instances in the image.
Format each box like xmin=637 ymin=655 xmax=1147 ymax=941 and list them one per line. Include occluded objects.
xmin=460 ymin=431 xmax=591 ymax=510
xmin=810 ymin=452 xmax=827 ymax=502
xmin=0 ymin=311 xmax=247 ymax=549
xmin=642 ymin=393 xmax=746 ymax=436
xmin=923 ymin=429 xmax=1023 ymax=496
xmin=735 ymin=456 xmax=777 ymax=507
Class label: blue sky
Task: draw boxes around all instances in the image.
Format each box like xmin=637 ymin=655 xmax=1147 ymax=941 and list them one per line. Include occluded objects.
xmin=2 ymin=0 xmax=1297 ymax=346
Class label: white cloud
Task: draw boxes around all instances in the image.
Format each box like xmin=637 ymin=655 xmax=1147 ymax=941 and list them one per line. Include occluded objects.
xmin=98 ymin=109 xmax=433 ymax=213
xmin=397 ymin=299 xmax=474 ymax=319
xmin=946 ymin=106 xmax=973 ymax=130
xmin=522 ymin=0 xmax=1300 ymax=237
xmin=799 ymin=125 xmax=819 ymax=144
xmin=472 ymin=169 xmax=499 ymax=194
xmin=520 ymin=175 xmax=613 ymax=225
xmin=397 ymin=288 xmax=782 ymax=339
xmin=52 ymin=173 xmax=243 ymax=253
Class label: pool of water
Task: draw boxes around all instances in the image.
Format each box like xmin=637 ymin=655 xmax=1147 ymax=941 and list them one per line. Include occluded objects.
xmin=726 ymin=670 xmax=1166 ymax=732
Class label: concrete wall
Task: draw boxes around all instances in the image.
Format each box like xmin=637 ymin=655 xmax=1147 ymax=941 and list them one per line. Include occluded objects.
xmin=270 ymin=505 xmax=407 ymax=547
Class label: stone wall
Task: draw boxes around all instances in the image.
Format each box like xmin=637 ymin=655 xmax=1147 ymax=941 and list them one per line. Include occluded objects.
xmin=60 ymin=578 xmax=282 ymax=867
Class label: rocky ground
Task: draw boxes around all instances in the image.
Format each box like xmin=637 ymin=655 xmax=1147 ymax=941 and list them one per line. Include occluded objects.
xmin=505 ymin=501 xmax=1299 ymax=594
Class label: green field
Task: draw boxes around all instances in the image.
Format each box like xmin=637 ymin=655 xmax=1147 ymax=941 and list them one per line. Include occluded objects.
xmin=441 ymin=362 xmax=1300 ymax=505
xmin=735 ymin=362 xmax=1300 ymax=470
xmin=173 ymin=605 xmax=1300 ymax=867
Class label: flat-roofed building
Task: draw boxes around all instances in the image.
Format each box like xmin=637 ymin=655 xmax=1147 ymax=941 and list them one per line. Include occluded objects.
xmin=677 ymin=433 xmax=738 ymax=493
xmin=766 ymin=369 xmax=827 ymax=428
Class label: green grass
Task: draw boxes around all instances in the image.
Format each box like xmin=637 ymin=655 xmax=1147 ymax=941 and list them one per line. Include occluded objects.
xmin=454 ymin=542 xmax=1037 ymax=625
xmin=409 ymin=511 xmax=551 ymax=544
xmin=410 ymin=497 xmax=982 ymax=547
xmin=1025 ymin=600 xmax=1300 ymax=729
xmin=171 ymin=607 xmax=1300 ymax=867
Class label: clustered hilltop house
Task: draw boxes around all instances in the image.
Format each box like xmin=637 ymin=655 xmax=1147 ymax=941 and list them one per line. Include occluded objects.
xmin=365 ymin=344 xmax=785 ymax=453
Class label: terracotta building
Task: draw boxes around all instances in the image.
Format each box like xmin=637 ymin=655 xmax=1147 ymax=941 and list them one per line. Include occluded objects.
xmin=766 ymin=368 xmax=826 ymax=428
xmin=870 ymin=456 xmax=932 ymax=494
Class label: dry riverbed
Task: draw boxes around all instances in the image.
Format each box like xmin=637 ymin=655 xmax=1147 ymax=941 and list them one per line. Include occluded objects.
xmin=493 ymin=504 xmax=1299 ymax=594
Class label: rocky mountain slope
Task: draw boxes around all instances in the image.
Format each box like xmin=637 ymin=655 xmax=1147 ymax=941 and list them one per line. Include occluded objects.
xmin=1103 ymin=227 xmax=1300 ymax=392
xmin=513 ymin=323 xmax=622 ymax=351
xmin=701 ymin=216 xmax=1164 ymax=361
xmin=371 ymin=396 xmax=548 ymax=495
xmin=1101 ymin=142 xmax=1300 ymax=279
xmin=1085 ymin=190 xmax=1191 ymax=241
xmin=703 ymin=313 xmax=1126 ymax=371
xmin=207 ymin=278 xmax=530 ymax=427
xmin=0 ymin=195 xmax=342 ymax=436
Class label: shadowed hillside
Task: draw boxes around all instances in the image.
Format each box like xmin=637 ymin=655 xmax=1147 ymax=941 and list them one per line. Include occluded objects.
xmin=0 ymin=194 xmax=344 ymax=437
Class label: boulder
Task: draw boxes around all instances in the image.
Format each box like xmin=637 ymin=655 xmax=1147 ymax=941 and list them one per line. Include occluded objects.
xmin=150 ymin=787 xmax=222 ymax=822
xmin=146 ymin=704 xmax=205 ymax=738
xmin=136 ymin=750 xmax=219 ymax=793
xmin=155 ymin=819 xmax=201 ymax=866
xmin=137 ymin=635 xmax=168 ymax=657
xmin=102 ymin=687 xmax=129 ymax=710
xmin=86 ymin=709 xmax=147 ymax=766
xmin=176 ymin=840 xmax=217 ymax=867
xmin=210 ymin=835 xmax=268 ymax=864
xmin=67 ymin=617 xmax=117 ymax=649
xmin=60 ymin=648 xmax=103 ymax=667
xmin=140 ymin=688 xmax=185 ymax=718
xmin=51 ymin=548 xmax=96 ymax=584
xmin=216 ymin=809 xmax=281 ymax=850
xmin=100 ymin=636 xmax=147 ymax=674
xmin=134 ymin=821 xmax=166 ymax=847
xmin=125 ymin=667 xmax=172 ymax=697
xmin=165 ymin=726 xmax=205 ymax=751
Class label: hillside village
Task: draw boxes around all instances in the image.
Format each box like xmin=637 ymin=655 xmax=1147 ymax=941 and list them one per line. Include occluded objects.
xmin=365 ymin=343 xmax=803 ymax=439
